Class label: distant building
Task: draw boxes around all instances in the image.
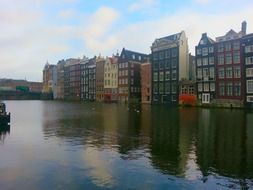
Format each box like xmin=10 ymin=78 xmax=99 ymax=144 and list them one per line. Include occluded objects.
xmin=56 ymin=60 xmax=66 ymax=99
xmin=42 ymin=62 xmax=57 ymax=99
xmin=214 ymin=22 xmax=246 ymax=107
xmin=81 ymin=57 xmax=96 ymax=101
xmin=104 ymin=56 xmax=119 ymax=102
xmin=151 ymin=31 xmax=189 ymax=104
xmin=242 ymin=33 xmax=253 ymax=108
xmin=195 ymin=33 xmax=215 ymax=104
xmin=118 ymin=48 xmax=148 ymax=103
xmin=95 ymin=56 xmax=105 ymax=102
xmin=141 ymin=59 xmax=151 ymax=103
xmin=0 ymin=79 xmax=42 ymax=92
xmin=64 ymin=58 xmax=81 ymax=100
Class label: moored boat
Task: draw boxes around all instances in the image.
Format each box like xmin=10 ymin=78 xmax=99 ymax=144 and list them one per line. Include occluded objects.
xmin=0 ymin=102 xmax=10 ymax=125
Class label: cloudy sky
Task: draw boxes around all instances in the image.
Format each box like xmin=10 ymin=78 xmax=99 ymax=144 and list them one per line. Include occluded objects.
xmin=1 ymin=0 xmax=253 ymax=81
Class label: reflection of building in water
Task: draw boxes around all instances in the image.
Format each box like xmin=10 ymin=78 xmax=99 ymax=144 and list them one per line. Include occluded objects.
xmin=196 ymin=109 xmax=253 ymax=186
xmin=178 ymin=108 xmax=200 ymax=179
xmin=150 ymin=106 xmax=181 ymax=175
xmin=246 ymin=112 xmax=253 ymax=176
xmin=0 ymin=125 xmax=10 ymax=144
xmin=150 ymin=107 xmax=200 ymax=177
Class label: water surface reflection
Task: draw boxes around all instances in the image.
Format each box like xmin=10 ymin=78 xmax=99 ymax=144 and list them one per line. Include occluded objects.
xmin=1 ymin=101 xmax=253 ymax=189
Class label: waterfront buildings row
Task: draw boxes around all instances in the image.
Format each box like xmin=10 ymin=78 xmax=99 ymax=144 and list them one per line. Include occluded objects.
xmin=42 ymin=21 xmax=253 ymax=108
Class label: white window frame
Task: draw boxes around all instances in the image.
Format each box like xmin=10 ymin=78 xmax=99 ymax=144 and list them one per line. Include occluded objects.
xmin=247 ymin=80 xmax=253 ymax=93
xmin=246 ymin=68 xmax=253 ymax=77
xmin=246 ymin=57 xmax=253 ymax=65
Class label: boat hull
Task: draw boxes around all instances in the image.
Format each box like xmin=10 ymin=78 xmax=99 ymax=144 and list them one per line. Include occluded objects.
xmin=0 ymin=114 xmax=10 ymax=125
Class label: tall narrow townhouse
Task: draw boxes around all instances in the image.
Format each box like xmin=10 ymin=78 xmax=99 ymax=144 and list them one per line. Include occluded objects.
xmin=81 ymin=57 xmax=96 ymax=101
xmin=118 ymin=48 xmax=148 ymax=103
xmin=95 ymin=56 xmax=105 ymax=102
xmin=242 ymin=33 xmax=253 ymax=107
xmin=195 ymin=33 xmax=215 ymax=104
xmin=104 ymin=56 xmax=119 ymax=102
xmin=215 ymin=22 xmax=246 ymax=107
xmin=151 ymin=31 xmax=189 ymax=104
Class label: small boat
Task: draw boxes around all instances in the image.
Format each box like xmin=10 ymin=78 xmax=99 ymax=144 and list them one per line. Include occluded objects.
xmin=0 ymin=102 xmax=10 ymax=125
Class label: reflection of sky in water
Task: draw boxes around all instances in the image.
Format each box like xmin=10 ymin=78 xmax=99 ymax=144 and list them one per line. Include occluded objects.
xmin=83 ymin=147 xmax=117 ymax=188
xmin=0 ymin=101 xmax=253 ymax=189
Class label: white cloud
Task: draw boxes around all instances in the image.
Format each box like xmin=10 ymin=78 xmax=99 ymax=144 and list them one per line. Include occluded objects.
xmin=129 ymin=0 xmax=158 ymax=12
xmin=57 ymin=9 xmax=76 ymax=19
xmin=193 ymin=0 xmax=211 ymax=4
xmin=81 ymin=6 xmax=120 ymax=54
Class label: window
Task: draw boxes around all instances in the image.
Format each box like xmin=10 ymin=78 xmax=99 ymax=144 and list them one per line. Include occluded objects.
xmin=234 ymin=82 xmax=241 ymax=96
xmin=198 ymin=83 xmax=203 ymax=92
xmin=165 ymin=71 xmax=170 ymax=80
xmin=159 ymin=72 xmax=164 ymax=81
xmin=225 ymin=53 xmax=232 ymax=64
xmin=233 ymin=41 xmax=240 ymax=50
xmin=233 ymin=52 xmax=240 ymax=63
xmin=219 ymin=83 xmax=225 ymax=96
xmin=165 ymin=82 xmax=170 ymax=94
xmin=225 ymin=43 xmax=231 ymax=51
xmin=209 ymin=67 xmax=214 ymax=78
xmin=202 ymin=47 xmax=208 ymax=56
xmin=246 ymin=57 xmax=253 ymax=65
xmin=154 ymin=83 xmax=158 ymax=94
xmin=153 ymin=72 xmax=158 ymax=81
xmin=197 ymin=58 xmax=202 ymax=66
xmin=234 ymin=66 xmax=241 ymax=78
xmin=131 ymin=70 xmax=134 ymax=76
xmin=203 ymin=68 xmax=209 ymax=78
xmin=218 ymin=44 xmax=224 ymax=52
xmin=209 ymin=57 xmax=214 ymax=65
xmin=131 ymin=78 xmax=134 ymax=85
xmin=202 ymin=58 xmax=208 ymax=66
xmin=138 ymin=56 xmax=141 ymax=61
xmin=245 ymin=45 xmax=253 ymax=53
xmin=159 ymin=51 xmax=164 ymax=59
xmin=227 ymin=82 xmax=233 ymax=96
xmin=159 ymin=82 xmax=164 ymax=94
xmin=218 ymin=54 xmax=224 ymax=65
xmin=132 ymin=54 xmax=135 ymax=59
xmin=218 ymin=68 xmax=224 ymax=79
xmin=197 ymin=48 xmax=201 ymax=55
xmin=197 ymin=68 xmax=202 ymax=79
xmin=172 ymin=59 xmax=177 ymax=68
xmin=165 ymin=50 xmax=170 ymax=58
xmin=246 ymin=68 xmax=253 ymax=77
xmin=247 ymin=80 xmax=253 ymax=93
xmin=165 ymin=60 xmax=170 ymax=69
xmin=159 ymin=61 xmax=164 ymax=69
xmin=204 ymin=83 xmax=209 ymax=92
xmin=226 ymin=67 xmax=233 ymax=78
xmin=172 ymin=49 xmax=178 ymax=57
xmin=153 ymin=61 xmax=158 ymax=70
xmin=171 ymin=82 xmax=177 ymax=93
xmin=247 ymin=96 xmax=253 ymax=102
xmin=172 ymin=70 xmax=177 ymax=80
xmin=210 ymin=82 xmax=215 ymax=91
xmin=209 ymin=46 xmax=214 ymax=53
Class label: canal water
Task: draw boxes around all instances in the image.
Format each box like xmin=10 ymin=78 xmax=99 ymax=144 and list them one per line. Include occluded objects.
xmin=1 ymin=101 xmax=253 ymax=190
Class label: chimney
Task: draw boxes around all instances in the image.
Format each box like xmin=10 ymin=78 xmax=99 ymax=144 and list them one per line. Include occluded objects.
xmin=241 ymin=21 xmax=247 ymax=36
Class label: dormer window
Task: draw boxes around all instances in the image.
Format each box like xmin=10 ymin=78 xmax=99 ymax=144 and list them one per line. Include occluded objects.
xmin=138 ymin=56 xmax=141 ymax=61
xmin=132 ymin=54 xmax=135 ymax=59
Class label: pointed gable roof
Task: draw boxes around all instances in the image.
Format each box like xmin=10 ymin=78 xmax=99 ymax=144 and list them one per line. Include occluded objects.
xmin=197 ymin=33 xmax=215 ymax=46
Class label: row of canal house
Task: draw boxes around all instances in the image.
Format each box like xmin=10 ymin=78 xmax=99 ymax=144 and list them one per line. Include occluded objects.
xmin=196 ymin=21 xmax=253 ymax=107
xmin=43 ymin=48 xmax=149 ymax=102
xmin=42 ymin=21 xmax=253 ymax=107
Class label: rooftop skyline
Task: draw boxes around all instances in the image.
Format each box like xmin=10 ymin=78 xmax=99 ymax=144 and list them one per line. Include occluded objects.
xmin=1 ymin=0 xmax=253 ymax=82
